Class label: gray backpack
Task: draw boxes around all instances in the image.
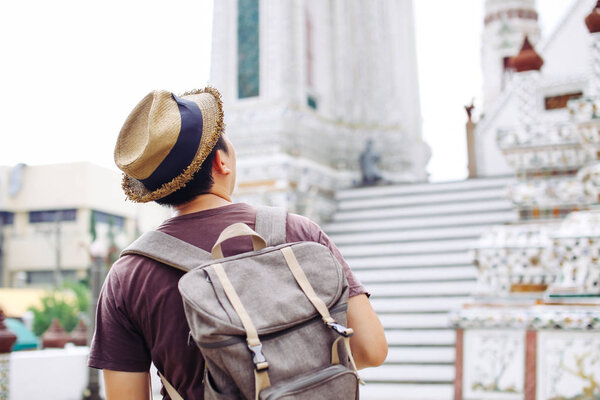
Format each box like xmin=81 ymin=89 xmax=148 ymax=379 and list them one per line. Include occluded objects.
xmin=122 ymin=206 xmax=363 ymax=400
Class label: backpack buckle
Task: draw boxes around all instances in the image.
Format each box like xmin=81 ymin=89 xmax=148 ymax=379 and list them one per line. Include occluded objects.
xmin=248 ymin=343 xmax=269 ymax=371
xmin=326 ymin=322 xmax=354 ymax=338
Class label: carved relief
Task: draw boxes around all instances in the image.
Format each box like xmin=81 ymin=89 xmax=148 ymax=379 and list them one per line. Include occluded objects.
xmin=538 ymin=331 xmax=600 ymax=400
xmin=463 ymin=329 xmax=525 ymax=398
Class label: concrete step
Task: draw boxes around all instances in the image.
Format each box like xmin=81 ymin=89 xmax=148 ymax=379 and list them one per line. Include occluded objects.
xmin=325 ymin=211 xmax=517 ymax=233
xmin=348 ymin=253 xmax=473 ymax=269
xmin=329 ymin=225 xmax=490 ymax=245
xmin=355 ymin=265 xmax=477 ymax=283
xmin=385 ymin=329 xmax=455 ymax=346
xmin=370 ymin=297 xmax=469 ymax=313
xmin=337 ymin=176 xmax=515 ymax=200
xmin=338 ymin=187 xmax=508 ymax=211
xmin=379 ymin=313 xmax=452 ymax=329
xmin=359 ymin=383 xmax=453 ymax=400
xmin=325 ymin=178 xmax=515 ymax=399
xmin=370 ymin=281 xmax=476 ymax=297
xmin=333 ymin=199 xmax=512 ymax=221
xmin=360 ymin=364 xmax=454 ymax=382
xmin=337 ymin=239 xmax=477 ymax=258
xmin=386 ymin=346 xmax=455 ymax=363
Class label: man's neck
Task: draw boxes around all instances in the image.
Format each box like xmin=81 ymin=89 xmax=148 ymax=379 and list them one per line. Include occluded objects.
xmin=172 ymin=193 xmax=232 ymax=216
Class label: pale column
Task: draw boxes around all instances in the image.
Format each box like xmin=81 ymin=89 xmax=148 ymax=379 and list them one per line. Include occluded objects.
xmin=209 ymin=0 xmax=237 ymax=102
xmin=589 ymin=31 xmax=600 ymax=98
xmin=515 ymin=70 xmax=541 ymax=132
xmin=331 ymin=0 xmax=354 ymax=123
xmin=262 ymin=0 xmax=295 ymax=101
xmin=389 ymin=0 xmax=422 ymax=138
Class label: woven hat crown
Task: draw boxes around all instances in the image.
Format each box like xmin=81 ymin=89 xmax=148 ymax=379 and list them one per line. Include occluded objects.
xmin=114 ymin=87 xmax=224 ymax=203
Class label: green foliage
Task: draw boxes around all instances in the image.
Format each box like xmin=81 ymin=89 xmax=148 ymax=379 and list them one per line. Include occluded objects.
xmin=62 ymin=281 xmax=90 ymax=313
xmin=28 ymin=281 xmax=91 ymax=337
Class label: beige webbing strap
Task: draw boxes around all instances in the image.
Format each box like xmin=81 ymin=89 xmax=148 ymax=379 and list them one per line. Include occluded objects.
xmin=280 ymin=247 xmax=335 ymax=324
xmin=254 ymin=369 xmax=271 ymax=400
xmin=281 ymin=247 xmax=364 ymax=383
xmin=158 ymin=371 xmax=185 ymax=400
xmin=331 ymin=336 xmax=343 ymax=365
xmin=331 ymin=337 xmax=366 ymax=385
xmin=212 ymin=263 xmax=271 ymax=399
xmin=213 ymin=263 xmax=261 ymax=345
xmin=211 ymin=223 xmax=267 ymax=259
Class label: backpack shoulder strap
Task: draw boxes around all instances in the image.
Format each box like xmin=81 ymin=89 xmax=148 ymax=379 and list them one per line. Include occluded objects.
xmin=255 ymin=206 xmax=287 ymax=246
xmin=121 ymin=231 xmax=212 ymax=272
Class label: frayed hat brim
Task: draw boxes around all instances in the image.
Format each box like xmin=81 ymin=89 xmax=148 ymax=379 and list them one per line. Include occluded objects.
xmin=120 ymin=86 xmax=225 ymax=203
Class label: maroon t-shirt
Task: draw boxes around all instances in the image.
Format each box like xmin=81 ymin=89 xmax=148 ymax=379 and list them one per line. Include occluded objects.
xmin=88 ymin=203 xmax=366 ymax=399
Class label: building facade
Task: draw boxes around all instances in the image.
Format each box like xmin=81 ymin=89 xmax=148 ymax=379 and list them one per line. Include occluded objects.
xmin=0 ymin=163 xmax=170 ymax=288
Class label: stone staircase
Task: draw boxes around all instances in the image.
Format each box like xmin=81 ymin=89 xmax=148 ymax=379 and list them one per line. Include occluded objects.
xmin=323 ymin=176 xmax=518 ymax=400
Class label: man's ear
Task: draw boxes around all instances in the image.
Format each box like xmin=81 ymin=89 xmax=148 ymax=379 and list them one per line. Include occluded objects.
xmin=213 ymin=149 xmax=232 ymax=176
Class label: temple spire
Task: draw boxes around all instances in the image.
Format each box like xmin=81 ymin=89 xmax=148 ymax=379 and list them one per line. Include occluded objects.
xmin=510 ymin=36 xmax=544 ymax=72
xmin=585 ymin=0 xmax=600 ymax=33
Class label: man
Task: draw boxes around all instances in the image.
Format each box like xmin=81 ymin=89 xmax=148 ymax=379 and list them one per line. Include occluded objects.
xmin=89 ymin=87 xmax=387 ymax=399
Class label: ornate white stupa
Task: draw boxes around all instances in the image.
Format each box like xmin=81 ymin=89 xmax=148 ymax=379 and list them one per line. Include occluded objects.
xmin=208 ymin=0 xmax=431 ymax=221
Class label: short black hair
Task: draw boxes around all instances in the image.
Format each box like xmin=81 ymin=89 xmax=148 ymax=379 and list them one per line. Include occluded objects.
xmin=155 ymin=135 xmax=229 ymax=207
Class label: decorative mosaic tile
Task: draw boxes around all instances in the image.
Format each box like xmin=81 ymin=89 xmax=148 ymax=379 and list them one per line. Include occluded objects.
xmin=549 ymin=211 xmax=600 ymax=295
xmin=0 ymin=354 xmax=9 ymax=400
xmin=473 ymin=224 xmax=557 ymax=297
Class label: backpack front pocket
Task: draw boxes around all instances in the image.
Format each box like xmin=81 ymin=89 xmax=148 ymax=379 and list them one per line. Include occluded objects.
xmin=258 ymin=364 xmax=359 ymax=400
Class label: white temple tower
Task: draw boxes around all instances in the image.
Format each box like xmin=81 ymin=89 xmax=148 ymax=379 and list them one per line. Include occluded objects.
xmin=209 ymin=0 xmax=430 ymax=221
xmin=482 ymin=0 xmax=541 ymax=110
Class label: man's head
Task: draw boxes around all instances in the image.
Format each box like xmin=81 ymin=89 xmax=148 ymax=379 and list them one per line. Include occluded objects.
xmin=114 ymin=87 xmax=235 ymax=205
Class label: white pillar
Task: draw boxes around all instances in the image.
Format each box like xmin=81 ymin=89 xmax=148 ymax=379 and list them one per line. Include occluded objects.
xmin=589 ymin=31 xmax=600 ymax=98
xmin=515 ymin=70 xmax=540 ymax=133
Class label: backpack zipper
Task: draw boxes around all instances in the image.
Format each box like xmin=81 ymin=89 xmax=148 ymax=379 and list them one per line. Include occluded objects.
xmin=194 ymin=303 xmax=348 ymax=349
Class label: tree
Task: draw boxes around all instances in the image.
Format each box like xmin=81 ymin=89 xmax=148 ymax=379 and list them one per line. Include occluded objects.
xmin=29 ymin=281 xmax=90 ymax=336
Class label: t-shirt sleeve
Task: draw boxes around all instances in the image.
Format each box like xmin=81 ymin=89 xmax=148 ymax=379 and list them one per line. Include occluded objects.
xmin=88 ymin=261 xmax=151 ymax=372
xmin=286 ymin=214 xmax=369 ymax=298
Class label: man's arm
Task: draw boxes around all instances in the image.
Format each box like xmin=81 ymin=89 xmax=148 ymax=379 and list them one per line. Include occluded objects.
xmin=299 ymin=219 xmax=387 ymax=370
xmin=347 ymin=294 xmax=388 ymax=369
xmin=103 ymin=370 xmax=150 ymax=400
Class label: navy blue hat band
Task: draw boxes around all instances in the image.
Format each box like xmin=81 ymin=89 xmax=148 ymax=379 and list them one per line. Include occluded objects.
xmin=140 ymin=94 xmax=204 ymax=191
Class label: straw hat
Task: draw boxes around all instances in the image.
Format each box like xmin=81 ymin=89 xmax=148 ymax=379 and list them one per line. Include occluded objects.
xmin=114 ymin=87 xmax=224 ymax=203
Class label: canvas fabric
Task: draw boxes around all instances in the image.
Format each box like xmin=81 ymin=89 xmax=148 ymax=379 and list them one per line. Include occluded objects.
xmin=122 ymin=206 xmax=361 ymax=399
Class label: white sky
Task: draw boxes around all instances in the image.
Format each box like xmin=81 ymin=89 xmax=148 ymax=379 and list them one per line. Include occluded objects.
xmin=0 ymin=0 xmax=573 ymax=182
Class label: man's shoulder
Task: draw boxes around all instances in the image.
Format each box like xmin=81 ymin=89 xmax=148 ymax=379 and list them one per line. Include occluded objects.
xmin=286 ymin=212 xmax=317 ymax=228
xmin=109 ymin=251 xmax=182 ymax=292
xmin=286 ymin=212 xmax=323 ymax=243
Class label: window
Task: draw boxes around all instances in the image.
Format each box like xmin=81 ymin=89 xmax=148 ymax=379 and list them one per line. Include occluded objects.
xmin=307 ymin=95 xmax=318 ymax=110
xmin=26 ymin=270 xmax=77 ymax=285
xmin=544 ymin=92 xmax=583 ymax=110
xmin=238 ymin=0 xmax=260 ymax=98
xmin=0 ymin=211 xmax=14 ymax=225
xmin=92 ymin=210 xmax=125 ymax=230
xmin=29 ymin=209 xmax=77 ymax=224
